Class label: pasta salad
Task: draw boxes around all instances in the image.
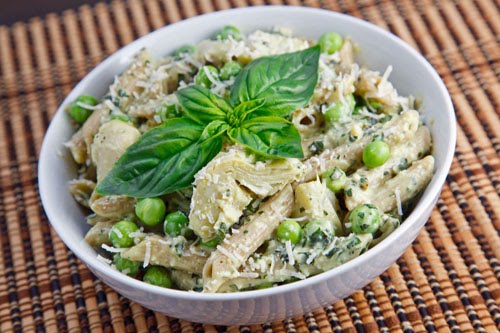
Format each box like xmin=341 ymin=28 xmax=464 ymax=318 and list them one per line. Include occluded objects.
xmin=66 ymin=26 xmax=434 ymax=292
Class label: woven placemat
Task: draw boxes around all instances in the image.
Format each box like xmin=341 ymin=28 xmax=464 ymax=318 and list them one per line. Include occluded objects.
xmin=0 ymin=0 xmax=498 ymax=332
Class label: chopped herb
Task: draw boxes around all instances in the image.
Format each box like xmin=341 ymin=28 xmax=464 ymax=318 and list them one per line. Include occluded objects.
xmin=379 ymin=115 xmax=392 ymax=123
xmin=372 ymin=133 xmax=384 ymax=142
xmin=308 ymin=140 xmax=324 ymax=155
xmin=346 ymin=236 xmax=361 ymax=249
xmin=118 ymin=89 xmax=129 ymax=97
xmin=346 ymin=188 xmax=353 ymax=197
xmin=398 ymin=158 xmax=409 ymax=171
xmin=359 ymin=177 xmax=368 ymax=190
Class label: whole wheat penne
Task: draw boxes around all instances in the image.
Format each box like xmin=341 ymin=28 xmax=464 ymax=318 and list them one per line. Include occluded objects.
xmin=202 ymin=185 xmax=294 ymax=292
xmin=345 ymin=126 xmax=432 ymax=210
xmin=301 ymin=110 xmax=420 ymax=181
xmin=370 ymin=155 xmax=434 ymax=213
xmin=122 ymin=236 xmax=207 ymax=274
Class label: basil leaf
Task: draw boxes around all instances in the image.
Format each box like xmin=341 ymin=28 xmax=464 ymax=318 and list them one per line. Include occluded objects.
xmin=228 ymin=116 xmax=304 ymax=159
xmin=96 ymin=118 xmax=224 ymax=197
xmin=232 ymin=99 xmax=266 ymax=120
xmin=200 ymin=120 xmax=230 ymax=140
xmin=176 ymin=86 xmax=232 ymax=125
xmin=230 ymin=46 xmax=320 ymax=118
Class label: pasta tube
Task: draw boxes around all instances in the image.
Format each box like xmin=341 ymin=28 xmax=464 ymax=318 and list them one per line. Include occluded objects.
xmin=122 ymin=236 xmax=206 ymax=274
xmin=202 ymin=185 xmax=294 ymax=292
xmin=345 ymin=126 xmax=432 ymax=210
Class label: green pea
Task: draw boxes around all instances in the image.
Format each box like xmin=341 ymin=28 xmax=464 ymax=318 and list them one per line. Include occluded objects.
xmin=113 ymin=254 xmax=141 ymax=277
xmin=348 ymin=204 xmax=381 ymax=234
xmin=324 ymin=94 xmax=355 ymax=123
xmin=276 ymin=220 xmax=303 ymax=244
xmin=164 ymin=211 xmax=189 ymax=237
xmin=363 ymin=141 xmax=390 ymax=168
xmin=135 ymin=198 xmax=166 ymax=227
xmin=195 ymin=65 xmax=219 ymax=88
xmin=143 ymin=266 xmax=172 ymax=288
xmin=110 ymin=114 xmax=131 ymax=123
xmin=220 ymin=61 xmax=243 ymax=80
xmin=109 ymin=221 xmax=139 ymax=248
xmin=317 ymin=32 xmax=343 ymax=54
xmin=67 ymin=94 xmax=99 ymax=124
xmin=173 ymin=44 xmax=196 ymax=59
xmin=324 ymin=103 xmax=344 ymax=123
xmin=323 ymin=167 xmax=347 ymax=193
xmin=200 ymin=236 xmax=221 ymax=250
xmin=216 ymin=25 xmax=242 ymax=41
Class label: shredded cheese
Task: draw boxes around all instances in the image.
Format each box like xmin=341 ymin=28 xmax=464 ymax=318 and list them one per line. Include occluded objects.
xmin=306 ymin=251 xmax=319 ymax=265
xmin=239 ymin=272 xmax=259 ymax=279
xmin=217 ymin=245 xmax=239 ymax=264
xmin=76 ymin=101 xmax=99 ymax=110
xmin=143 ymin=240 xmax=151 ymax=268
xmin=395 ymin=188 xmax=403 ymax=216
xmin=97 ymin=255 xmax=112 ymax=265
xmin=270 ymin=254 xmax=276 ymax=274
xmin=285 ymin=240 xmax=295 ymax=266
xmin=101 ymin=244 xmax=126 ymax=253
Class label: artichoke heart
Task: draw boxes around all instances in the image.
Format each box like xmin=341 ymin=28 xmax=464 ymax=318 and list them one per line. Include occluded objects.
xmin=189 ymin=148 xmax=305 ymax=240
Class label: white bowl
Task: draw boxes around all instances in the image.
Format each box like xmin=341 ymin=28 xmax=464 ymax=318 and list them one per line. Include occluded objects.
xmin=39 ymin=6 xmax=455 ymax=325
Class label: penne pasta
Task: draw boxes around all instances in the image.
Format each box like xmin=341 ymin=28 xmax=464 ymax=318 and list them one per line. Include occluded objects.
xmin=344 ymin=126 xmax=432 ymax=210
xmin=292 ymin=180 xmax=342 ymax=235
xmin=301 ymin=110 xmax=420 ymax=181
xmin=369 ymin=155 xmax=434 ymax=213
xmin=84 ymin=221 xmax=114 ymax=248
xmin=122 ymin=236 xmax=207 ymax=274
xmin=203 ymin=185 xmax=294 ymax=292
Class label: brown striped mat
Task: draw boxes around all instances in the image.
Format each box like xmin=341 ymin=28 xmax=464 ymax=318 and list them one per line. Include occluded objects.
xmin=0 ymin=0 xmax=498 ymax=332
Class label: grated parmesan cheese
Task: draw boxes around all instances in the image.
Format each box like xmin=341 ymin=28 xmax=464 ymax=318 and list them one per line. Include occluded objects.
xmin=323 ymin=237 xmax=339 ymax=256
xmin=76 ymin=101 xmax=99 ymax=110
xmin=97 ymin=255 xmax=112 ymax=265
xmin=395 ymin=188 xmax=403 ymax=216
xmin=270 ymin=254 xmax=276 ymax=274
xmin=101 ymin=244 xmax=126 ymax=253
xmin=217 ymin=245 xmax=239 ymax=264
xmin=113 ymin=228 xmax=123 ymax=239
xmin=379 ymin=65 xmax=393 ymax=86
xmin=143 ymin=240 xmax=151 ymax=268
xmin=306 ymin=251 xmax=319 ymax=265
xmin=290 ymin=271 xmax=307 ymax=280
xmin=285 ymin=240 xmax=295 ymax=266
xmin=239 ymin=272 xmax=259 ymax=279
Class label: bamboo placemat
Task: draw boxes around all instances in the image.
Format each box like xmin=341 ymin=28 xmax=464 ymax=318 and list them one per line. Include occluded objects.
xmin=0 ymin=0 xmax=498 ymax=332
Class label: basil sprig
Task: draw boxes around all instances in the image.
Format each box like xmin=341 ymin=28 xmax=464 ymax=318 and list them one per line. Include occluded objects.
xmin=97 ymin=46 xmax=320 ymax=197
